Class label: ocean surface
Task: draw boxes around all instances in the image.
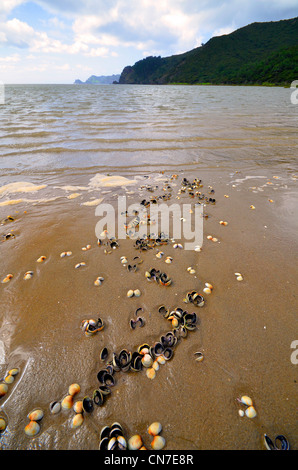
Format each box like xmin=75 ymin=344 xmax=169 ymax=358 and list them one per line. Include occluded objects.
xmin=0 ymin=84 xmax=297 ymax=450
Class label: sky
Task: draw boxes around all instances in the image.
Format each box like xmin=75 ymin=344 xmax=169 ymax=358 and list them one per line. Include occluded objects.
xmin=0 ymin=0 xmax=297 ymax=83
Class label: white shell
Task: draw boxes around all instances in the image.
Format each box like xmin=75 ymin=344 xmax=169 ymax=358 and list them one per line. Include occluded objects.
xmin=133 ymin=289 xmax=141 ymax=297
xmin=203 ymin=287 xmax=211 ymax=295
xmin=151 ymin=435 xmax=166 ymax=450
xmin=245 ymin=406 xmax=257 ymax=418
xmin=240 ymin=395 xmax=253 ymax=406
xmin=127 ymin=289 xmax=134 ymax=297
xmin=142 ymin=354 xmax=153 ymax=368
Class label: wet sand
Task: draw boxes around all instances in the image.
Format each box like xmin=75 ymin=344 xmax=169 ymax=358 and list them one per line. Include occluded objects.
xmin=0 ymin=166 xmax=297 ymax=450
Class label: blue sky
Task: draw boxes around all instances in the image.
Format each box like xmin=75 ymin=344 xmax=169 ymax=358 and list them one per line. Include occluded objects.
xmin=0 ymin=0 xmax=297 ymax=83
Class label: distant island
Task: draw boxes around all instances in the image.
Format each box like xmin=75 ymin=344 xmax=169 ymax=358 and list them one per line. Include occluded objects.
xmin=74 ymin=74 xmax=120 ymax=85
xmin=119 ymin=17 xmax=298 ymax=86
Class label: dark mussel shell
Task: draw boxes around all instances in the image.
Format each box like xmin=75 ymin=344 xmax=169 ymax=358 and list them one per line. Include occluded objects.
xmin=183 ymin=312 xmax=197 ymax=330
xmin=97 ymin=369 xmax=115 ymax=387
xmin=158 ymin=305 xmax=169 ymax=318
xmin=99 ymin=437 xmax=109 ymax=450
xmin=82 ymin=396 xmax=94 ymax=413
xmin=163 ymin=347 xmax=174 ymax=360
xmin=165 ymin=331 xmax=177 ymax=347
xmin=112 ymin=353 xmax=121 ymax=372
xmin=100 ymin=347 xmax=108 ymax=362
xmin=130 ymin=352 xmax=143 ymax=372
xmin=93 ymin=389 xmax=104 ymax=406
xmin=98 ymin=385 xmax=111 ymax=396
xmin=97 ymin=369 xmax=109 ymax=384
xmin=109 ymin=426 xmax=123 ymax=439
xmin=192 ymin=293 xmax=204 ymax=307
xmin=159 ymin=273 xmax=172 ymax=286
xmin=100 ymin=426 xmax=111 ymax=440
xmin=118 ymin=349 xmax=132 ymax=371
xmin=153 ymin=342 xmax=165 ymax=356
xmin=136 ymin=317 xmax=145 ymax=327
xmin=103 ymin=373 xmax=115 ymax=387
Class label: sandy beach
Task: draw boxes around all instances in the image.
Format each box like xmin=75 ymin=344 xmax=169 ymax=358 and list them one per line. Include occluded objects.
xmin=0 ymin=162 xmax=297 ymax=450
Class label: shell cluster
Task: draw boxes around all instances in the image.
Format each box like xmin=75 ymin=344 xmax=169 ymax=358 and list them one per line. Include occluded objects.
xmin=99 ymin=422 xmax=127 ymax=450
xmin=237 ymin=395 xmax=257 ymax=419
xmin=81 ymin=317 xmax=104 ymax=337
xmin=49 ymin=383 xmax=84 ymax=429
xmin=24 ymin=408 xmax=44 ymax=437
xmin=183 ymin=291 xmax=205 ymax=307
xmin=0 ymin=368 xmax=19 ymax=399
xmin=127 ymin=422 xmax=165 ymax=450
xmin=145 ymin=268 xmax=172 ymax=286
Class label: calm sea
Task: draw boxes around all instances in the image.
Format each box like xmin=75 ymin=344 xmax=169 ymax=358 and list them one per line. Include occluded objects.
xmin=0 ymin=84 xmax=297 ymax=184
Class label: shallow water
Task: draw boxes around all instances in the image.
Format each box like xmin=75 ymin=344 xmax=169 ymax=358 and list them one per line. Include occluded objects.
xmin=0 ymin=85 xmax=297 ymax=450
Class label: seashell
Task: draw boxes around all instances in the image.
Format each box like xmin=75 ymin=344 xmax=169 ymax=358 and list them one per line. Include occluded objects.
xmin=146 ymin=367 xmax=156 ymax=379
xmin=205 ymin=282 xmax=213 ymax=290
xmin=156 ymin=251 xmax=164 ymax=258
xmin=60 ymin=252 xmax=67 ymax=258
xmin=142 ymin=354 xmax=153 ymax=368
xmin=173 ymin=243 xmax=183 ymax=249
xmin=203 ymin=287 xmax=212 ymax=295
xmin=189 ymin=268 xmax=196 ymax=274
xmin=245 ymin=406 xmax=257 ymax=418
xmin=207 ymin=235 xmax=213 ymax=240
xmin=27 ymin=409 xmax=44 ymax=421
xmin=2 ymin=274 xmax=13 ymax=283
xmin=66 ymin=251 xmax=72 ymax=256
xmin=194 ymin=245 xmax=201 ymax=252
xmin=165 ymin=256 xmax=173 ymax=264
xmin=152 ymin=360 xmax=160 ymax=371
xmin=128 ymin=434 xmax=143 ymax=450
xmin=75 ymin=262 xmax=86 ymax=269
xmin=0 ymin=383 xmax=8 ymax=397
xmin=61 ymin=395 xmax=74 ymax=410
xmin=73 ymin=401 xmax=83 ymax=414
xmin=24 ymin=271 xmax=33 ymax=280
xmin=4 ymin=374 xmax=14 ymax=384
xmin=194 ymin=352 xmax=204 ymax=362
xmin=82 ymin=396 xmax=94 ymax=413
xmin=24 ymin=420 xmax=40 ymax=437
xmin=99 ymin=437 xmax=109 ymax=450
xmin=157 ymin=356 xmax=166 ymax=365
xmin=100 ymin=347 xmax=108 ymax=362
xmin=250 ymin=205 xmax=255 ymax=209
xmin=94 ymin=276 xmax=104 ymax=286
xmin=238 ymin=410 xmax=245 ymax=417
xmin=240 ymin=395 xmax=253 ymax=406
xmin=8 ymin=368 xmax=19 ymax=376
xmin=0 ymin=417 xmax=7 ymax=432
xmin=49 ymin=401 xmax=61 ymax=414
xmin=69 ymin=383 xmax=80 ymax=396
xmin=212 ymin=237 xmax=218 ymax=242
xmin=148 ymin=422 xmax=162 ymax=436
xmin=71 ymin=413 xmax=84 ymax=429
xmin=117 ymin=435 xmax=127 ymax=450
xmin=236 ymin=275 xmax=243 ymax=281
xmin=133 ymin=289 xmax=141 ymax=297
xmin=151 ymin=435 xmax=166 ymax=450
xmin=37 ymin=256 xmax=46 ymax=263
xmin=127 ymin=289 xmax=134 ymax=298
xmin=219 ymin=221 xmax=228 ymax=226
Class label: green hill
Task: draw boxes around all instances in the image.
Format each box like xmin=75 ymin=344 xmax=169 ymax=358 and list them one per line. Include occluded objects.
xmin=119 ymin=17 xmax=298 ymax=86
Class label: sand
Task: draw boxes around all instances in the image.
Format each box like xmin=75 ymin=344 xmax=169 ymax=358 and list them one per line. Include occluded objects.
xmin=0 ymin=167 xmax=297 ymax=450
